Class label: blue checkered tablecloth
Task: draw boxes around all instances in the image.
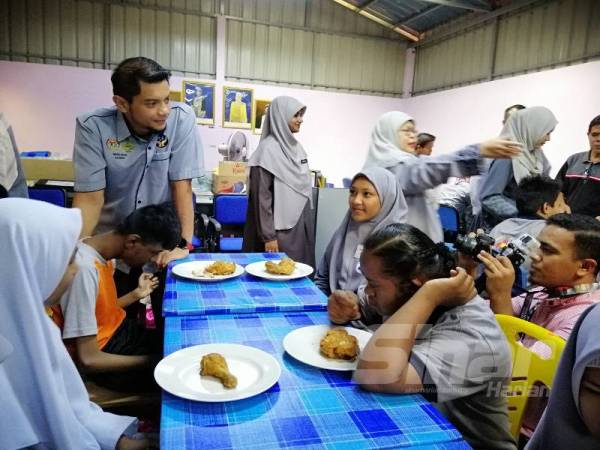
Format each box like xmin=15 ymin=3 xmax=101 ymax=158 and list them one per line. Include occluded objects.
xmin=163 ymin=253 xmax=327 ymax=316
xmin=161 ymin=311 xmax=470 ymax=449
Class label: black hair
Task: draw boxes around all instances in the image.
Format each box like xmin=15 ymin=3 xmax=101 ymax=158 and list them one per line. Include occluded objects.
xmin=363 ymin=223 xmax=456 ymax=286
xmin=115 ymin=203 xmax=181 ymax=250
xmin=417 ymin=133 xmax=436 ymax=147
xmin=588 ymin=114 xmax=600 ymax=133
xmin=515 ymin=175 xmax=563 ymax=217
xmin=546 ymin=213 xmax=600 ymax=274
xmin=111 ymin=57 xmax=171 ymax=103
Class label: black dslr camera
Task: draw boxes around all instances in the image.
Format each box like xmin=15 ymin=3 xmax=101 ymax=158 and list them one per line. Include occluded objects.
xmin=455 ymin=233 xmax=495 ymax=259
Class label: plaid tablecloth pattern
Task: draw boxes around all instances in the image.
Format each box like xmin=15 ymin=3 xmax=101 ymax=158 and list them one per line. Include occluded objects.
xmin=160 ymin=311 xmax=470 ymax=449
xmin=163 ymin=253 xmax=327 ymax=316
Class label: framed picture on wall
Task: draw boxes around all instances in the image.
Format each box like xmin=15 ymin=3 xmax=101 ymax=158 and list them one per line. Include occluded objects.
xmin=169 ymin=91 xmax=182 ymax=102
xmin=183 ymin=80 xmax=215 ymax=125
xmin=252 ymin=99 xmax=271 ymax=135
xmin=223 ymin=86 xmax=253 ymax=129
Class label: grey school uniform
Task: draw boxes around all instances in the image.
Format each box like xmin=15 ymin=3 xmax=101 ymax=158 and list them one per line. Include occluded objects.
xmin=387 ymin=145 xmax=481 ymax=242
xmin=357 ymin=294 xmax=516 ymax=450
xmin=73 ymin=102 xmax=203 ymax=233
xmin=410 ymin=297 xmax=516 ymax=450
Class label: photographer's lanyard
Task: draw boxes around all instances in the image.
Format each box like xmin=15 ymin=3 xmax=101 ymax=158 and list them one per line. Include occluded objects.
xmin=518 ymin=290 xmax=538 ymax=322
xmin=519 ymin=283 xmax=600 ymax=323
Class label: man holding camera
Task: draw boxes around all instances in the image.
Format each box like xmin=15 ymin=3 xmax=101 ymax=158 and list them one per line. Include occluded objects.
xmin=480 ymin=213 xmax=600 ymax=353
xmin=478 ymin=213 xmax=600 ymax=442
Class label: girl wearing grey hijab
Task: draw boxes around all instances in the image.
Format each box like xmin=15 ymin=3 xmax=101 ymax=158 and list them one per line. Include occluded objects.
xmin=478 ymin=106 xmax=558 ymax=227
xmin=243 ymin=96 xmax=315 ymax=266
xmin=526 ymin=303 xmax=600 ymax=449
xmin=314 ymin=167 xmax=407 ymax=297
xmin=363 ymin=112 xmax=521 ymax=242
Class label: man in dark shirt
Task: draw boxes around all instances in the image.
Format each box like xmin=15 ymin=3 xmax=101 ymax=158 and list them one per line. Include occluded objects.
xmin=557 ymin=115 xmax=600 ymax=218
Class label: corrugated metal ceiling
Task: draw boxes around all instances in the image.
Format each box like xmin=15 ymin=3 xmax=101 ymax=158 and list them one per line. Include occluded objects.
xmin=335 ymin=0 xmax=506 ymax=38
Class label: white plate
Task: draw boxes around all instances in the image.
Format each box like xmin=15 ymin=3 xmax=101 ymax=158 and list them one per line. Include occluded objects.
xmin=245 ymin=260 xmax=314 ymax=281
xmin=171 ymin=261 xmax=244 ymax=282
xmin=283 ymin=325 xmax=372 ymax=371
xmin=154 ymin=343 xmax=281 ymax=402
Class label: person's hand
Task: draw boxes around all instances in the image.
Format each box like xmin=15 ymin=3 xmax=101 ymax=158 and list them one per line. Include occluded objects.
xmin=155 ymin=247 xmax=189 ymax=269
xmin=264 ymin=240 xmax=279 ymax=253
xmin=422 ymin=267 xmax=476 ymax=308
xmin=116 ymin=436 xmax=157 ymax=450
xmin=457 ymin=251 xmax=479 ymax=278
xmin=135 ymin=273 xmax=159 ymax=299
xmin=477 ymin=251 xmax=514 ymax=299
xmin=328 ymin=290 xmax=361 ymax=324
xmin=479 ymin=138 xmax=522 ymax=159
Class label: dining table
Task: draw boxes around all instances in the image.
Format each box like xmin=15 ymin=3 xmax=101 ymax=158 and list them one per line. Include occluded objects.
xmin=160 ymin=256 xmax=471 ymax=450
xmin=163 ymin=253 xmax=328 ymax=316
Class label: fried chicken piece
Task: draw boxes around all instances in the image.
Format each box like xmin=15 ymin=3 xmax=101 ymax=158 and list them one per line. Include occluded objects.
xmin=200 ymin=353 xmax=237 ymax=388
xmin=320 ymin=328 xmax=359 ymax=360
xmin=265 ymin=257 xmax=296 ymax=275
xmin=204 ymin=260 xmax=236 ymax=276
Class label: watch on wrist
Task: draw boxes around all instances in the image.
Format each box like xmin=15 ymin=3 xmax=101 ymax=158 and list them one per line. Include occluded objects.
xmin=178 ymin=238 xmax=194 ymax=251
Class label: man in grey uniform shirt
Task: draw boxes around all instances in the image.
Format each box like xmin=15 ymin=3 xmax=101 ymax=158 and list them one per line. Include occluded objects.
xmin=72 ymin=56 xmax=203 ymax=267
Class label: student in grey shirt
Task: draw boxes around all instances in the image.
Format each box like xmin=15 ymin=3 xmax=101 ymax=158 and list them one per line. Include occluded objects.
xmin=329 ymin=223 xmax=516 ymax=450
xmin=72 ymin=57 xmax=203 ymax=268
xmin=490 ymin=175 xmax=570 ymax=242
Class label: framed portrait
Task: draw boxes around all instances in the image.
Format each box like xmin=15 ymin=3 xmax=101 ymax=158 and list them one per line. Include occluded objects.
xmin=223 ymin=86 xmax=253 ymax=129
xmin=183 ymin=81 xmax=215 ymax=125
xmin=252 ymin=99 xmax=271 ymax=135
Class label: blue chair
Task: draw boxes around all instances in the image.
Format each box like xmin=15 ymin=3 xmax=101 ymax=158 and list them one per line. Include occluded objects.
xmin=209 ymin=195 xmax=248 ymax=252
xmin=28 ymin=187 xmax=67 ymax=207
xmin=342 ymin=178 xmax=352 ymax=188
xmin=438 ymin=205 xmax=460 ymax=243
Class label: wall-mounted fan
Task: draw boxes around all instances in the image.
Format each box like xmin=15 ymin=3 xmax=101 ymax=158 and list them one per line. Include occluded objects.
xmin=218 ymin=131 xmax=248 ymax=161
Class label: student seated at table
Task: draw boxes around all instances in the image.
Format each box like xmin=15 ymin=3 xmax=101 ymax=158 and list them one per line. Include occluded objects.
xmin=330 ymin=223 xmax=516 ymax=450
xmin=526 ymin=303 xmax=600 ymax=449
xmin=314 ymin=167 xmax=407 ymax=300
xmin=0 ymin=198 xmax=151 ymax=450
xmin=59 ymin=203 xmax=181 ymax=392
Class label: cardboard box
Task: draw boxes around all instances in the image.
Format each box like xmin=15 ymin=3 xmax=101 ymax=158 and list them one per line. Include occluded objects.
xmin=212 ymin=173 xmax=247 ymax=194
xmin=21 ymin=158 xmax=74 ymax=181
xmin=218 ymin=161 xmax=247 ymax=176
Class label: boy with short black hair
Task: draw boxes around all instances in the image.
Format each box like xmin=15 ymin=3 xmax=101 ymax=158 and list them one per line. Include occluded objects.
xmin=60 ymin=203 xmax=181 ymax=391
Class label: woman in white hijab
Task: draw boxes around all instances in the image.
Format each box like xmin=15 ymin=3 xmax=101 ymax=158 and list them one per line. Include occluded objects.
xmin=243 ymin=96 xmax=315 ymax=266
xmin=0 ymin=198 xmax=147 ymax=450
xmin=363 ymin=111 xmax=521 ymax=242
xmin=526 ymin=303 xmax=600 ymax=449
xmin=478 ymin=106 xmax=558 ymax=227
xmin=315 ymin=167 xmax=407 ymax=297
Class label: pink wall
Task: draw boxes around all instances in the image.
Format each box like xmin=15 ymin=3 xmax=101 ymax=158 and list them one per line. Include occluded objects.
xmin=0 ymin=61 xmax=400 ymax=186
xmin=2 ymin=59 xmax=599 ymax=184
xmin=400 ymin=61 xmax=600 ymax=175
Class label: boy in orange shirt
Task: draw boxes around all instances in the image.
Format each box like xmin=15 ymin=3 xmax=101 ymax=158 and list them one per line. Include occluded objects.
xmin=60 ymin=204 xmax=180 ymax=391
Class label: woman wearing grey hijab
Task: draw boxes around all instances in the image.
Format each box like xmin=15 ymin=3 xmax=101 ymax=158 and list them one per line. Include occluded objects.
xmin=363 ymin=112 xmax=521 ymax=242
xmin=243 ymin=96 xmax=315 ymax=266
xmin=478 ymin=106 xmax=558 ymax=227
xmin=526 ymin=303 xmax=600 ymax=449
xmin=315 ymin=167 xmax=407 ymax=297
